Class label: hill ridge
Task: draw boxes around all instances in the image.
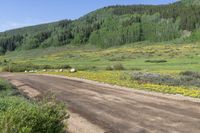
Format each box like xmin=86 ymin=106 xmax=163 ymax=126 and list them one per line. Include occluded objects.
xmin=0 ymin=1 xmax=200 ymax=54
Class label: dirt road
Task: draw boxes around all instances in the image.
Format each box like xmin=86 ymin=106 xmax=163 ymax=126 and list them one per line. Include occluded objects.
xmin=0 ymin=73 xmax=200 ymax=133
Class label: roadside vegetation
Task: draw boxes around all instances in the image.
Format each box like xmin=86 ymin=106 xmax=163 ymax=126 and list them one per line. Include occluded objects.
xmin=1 ymin=42 xmax=200 ymax=72
xmin=1 ymin=62 xmax=71 ymax=72
xmin=38 ymin=71 xmax=200 ymax=98
xmin=0 ymin=79 xmax=68 ymax=133
xmin=1 ymin=42 xmax=200 ymax=98
xmin=0 ymin=42 xmax=199 ymax=98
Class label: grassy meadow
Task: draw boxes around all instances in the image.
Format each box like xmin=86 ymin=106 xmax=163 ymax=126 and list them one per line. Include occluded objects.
xmin=2 ymin=42 xmax=200 ymax=72
xmin=1 ymin=42 xmax=200 ymax=98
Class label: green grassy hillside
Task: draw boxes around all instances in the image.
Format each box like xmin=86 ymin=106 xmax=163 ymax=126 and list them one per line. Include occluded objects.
xmin=0 ymin=0 xmax=200 ymax=54
xmin=1 ymin=42 xmax=200 ymax=73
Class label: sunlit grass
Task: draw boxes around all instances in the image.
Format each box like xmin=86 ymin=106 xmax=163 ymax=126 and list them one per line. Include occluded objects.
xmin=2 ymin=42 xmax=200 ymax=98
xmin=1 ymin=42 xmax=200 ymax=72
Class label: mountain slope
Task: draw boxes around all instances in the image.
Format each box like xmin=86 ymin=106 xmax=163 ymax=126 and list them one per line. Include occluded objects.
xmin=181 ymin=0 xmax=200 ymax=5
xmin=0 ymin=1 xmax=200 ymax=54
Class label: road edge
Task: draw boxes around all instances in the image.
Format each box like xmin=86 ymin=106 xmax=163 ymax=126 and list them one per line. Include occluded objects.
xmin=36 ymin=73 xmax=200 ymax=103
xmin=3 ymin=75 xmax=105 ymax=133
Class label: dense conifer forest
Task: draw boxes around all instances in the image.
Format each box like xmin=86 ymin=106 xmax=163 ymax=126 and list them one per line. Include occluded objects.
xmin=0 ymin=0 xmax=200 ymax=54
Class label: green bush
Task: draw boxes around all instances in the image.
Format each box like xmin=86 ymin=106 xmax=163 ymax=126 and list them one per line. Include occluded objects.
xmin=76 ymin=66 xmax=96 ymax=71
xmin=131 ymin=72 xmax=179 ymax=86
xmin=180 ymin=71 xmax=200 ymax=79
xmin=130 ymin=71 xmax=200 ymax=88
xmin=0 ymin=80 xmax=12 ymax=91
xmin=0 ymin=80 xmax=18 ymax=97
xmin=54 ymin=64 xmax=71 ymax=69
xmin=188 ymin=30 xmax=200 ymax=42
xmin=2 ymin=63 xmax=71 ymax=72
xmin=130 ymin=67 xmax=142 ymax=71
xmin=0 ymin=79 xmax=68 ymax=133
xmin=0 ymin=97 xmax=67 ymax=133
xmin=106 ymin=63 xmax=124 ymax=70
xmin=2 ymin=63 xmax=38 ymax=72
xmin=5 ymin=63 xmax=25 ymax=72
xmin=145 ymin=59 xmax=167 ymax=63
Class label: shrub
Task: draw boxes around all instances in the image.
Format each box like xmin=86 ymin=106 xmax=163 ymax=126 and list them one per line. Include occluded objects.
xmin=130 ymin=71 xmax=200 ymax=88
xmin=107 ymin=55 xmax=125 ymax=61
xmin=145 ymin=59 xmax=167 ymax=63
xmin=1 ymin=63 xmax=38 ymax=72
xmin=0 ymin=79 xmax=68 ymax=132
xmin=38 ymin=65 xmax=52 ymax=69
xmin=0 ymin=59 xmax=8 ymax=66
xmin=106 ymin=66 xmax=113 ymax=71
xmin=180 ymin=71 xmax=200 ymax=79
xmin=0 ymin=80 xmax=12 ymax=91
xmin=0 ymin=80 xmax=18 ymax=97
xmin=131 ymin=72 xmax=179 ymax=86
xmin=130 ymin=67 xmax=142 ymax=71
xmin=188 ymin=30 xmax=200 ymax=42
xmin=1 ymin=63 xmax=71 ymax=72
xmin=106 ymin=63 xmax=124 ymax=70
xmin=54 ymin=64 xmax=71 ymax=69
xmin=0 ymin=97 xmax=67 ymax=133
xmin=76 ymin=66 xmax=96 ymax=71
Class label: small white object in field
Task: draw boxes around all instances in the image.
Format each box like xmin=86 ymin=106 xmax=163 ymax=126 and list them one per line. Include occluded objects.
xmin=29 ymin=70 xmax=34 ymax=73
xmin=43 ymin=69 xmax=47 ymax=72
xmin=70 ymin=68 xmax=76 ymax=73
xmin=25 ymin=70 xmax=28 ymax=73
xmin=59 ymin=69 xmax=63 ymax=72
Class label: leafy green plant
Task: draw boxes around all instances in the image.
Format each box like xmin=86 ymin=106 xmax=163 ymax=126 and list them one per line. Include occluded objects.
xmin=1 ymin=63 xmax=71 ymax=72
xmin=187 ymin=30 xmax=200 ymax=42
xmin=106 ymin=63 xmax=125 ymax=70
xmin=0 ymin=79 xmax=68 ymax=133
xmin=0 ymin=97 xmax=67 ymax=133
xmin=180 ymin=71 xmax=200 ymax=78
xmin=130 ymin=71 xmax=200 ymax=88
xmin=0 ymin=80 xmax=12 ymax=91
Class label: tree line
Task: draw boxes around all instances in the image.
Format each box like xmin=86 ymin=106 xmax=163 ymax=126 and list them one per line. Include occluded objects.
xmin=0 ymin=0 xmax=199 ymax=54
